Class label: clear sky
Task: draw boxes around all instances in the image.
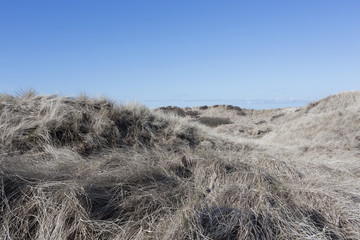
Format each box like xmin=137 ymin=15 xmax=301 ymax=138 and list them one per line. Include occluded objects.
xmin=1 ymin=1 xmax=359 ymax=108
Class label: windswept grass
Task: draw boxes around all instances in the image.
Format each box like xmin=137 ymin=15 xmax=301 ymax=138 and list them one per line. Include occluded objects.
xmin=0 ymin=91 xmax=359 ymax=239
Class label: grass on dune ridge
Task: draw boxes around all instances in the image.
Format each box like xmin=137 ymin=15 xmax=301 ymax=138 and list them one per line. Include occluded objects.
xmin=0 ymin=90 xmax=359 ymax=239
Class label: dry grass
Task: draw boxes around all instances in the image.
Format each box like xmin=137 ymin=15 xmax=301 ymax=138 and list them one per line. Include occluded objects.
xmin=197 ymin=117 xmax=232 ymax=128
xmin=0 ymin=90 xmax=359 ymax=239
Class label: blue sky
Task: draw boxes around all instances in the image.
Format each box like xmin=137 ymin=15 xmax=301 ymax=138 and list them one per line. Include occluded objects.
xmin=1 ymin=1 xmax=359 ymax=108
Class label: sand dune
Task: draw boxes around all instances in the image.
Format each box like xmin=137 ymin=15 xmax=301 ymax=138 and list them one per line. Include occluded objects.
xmin=1 ymin=90 xmax=359 ymax=239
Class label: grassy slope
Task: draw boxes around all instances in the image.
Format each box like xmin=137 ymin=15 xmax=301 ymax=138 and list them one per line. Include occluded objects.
xmin=0 ymin=91 xmax=359 ymax=239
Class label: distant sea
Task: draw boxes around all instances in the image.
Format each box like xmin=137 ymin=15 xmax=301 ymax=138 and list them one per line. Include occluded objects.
xmin=142 ymin=99 xmax=313 ymax=110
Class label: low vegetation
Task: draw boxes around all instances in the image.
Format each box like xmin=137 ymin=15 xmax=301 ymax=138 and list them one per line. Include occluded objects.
xmin=0 ymin=90 xmax=359 ymax=239
xmin=185 ymin=110 xmax=200 ymax=118
xmin=157 ymin=106 xmax=186 ymax=117
xmin=199 ymin=105 xmax=209 ymax=110
xmin=197 ymin=117 xmax=232 ymax=127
